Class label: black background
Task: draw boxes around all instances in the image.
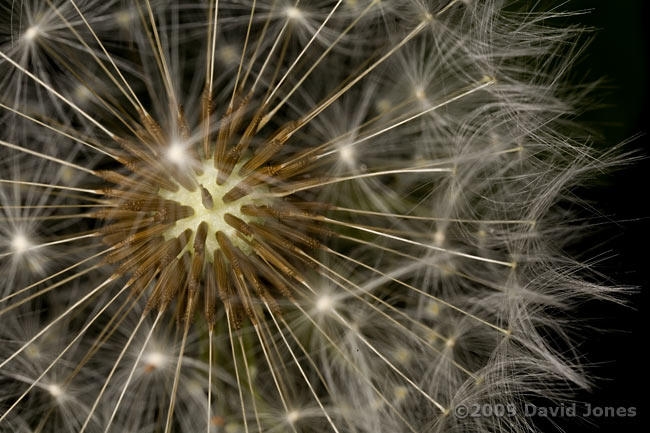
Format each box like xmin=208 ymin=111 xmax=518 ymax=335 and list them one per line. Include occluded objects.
xmin=544 ymin=2 xmax=648 ymax=432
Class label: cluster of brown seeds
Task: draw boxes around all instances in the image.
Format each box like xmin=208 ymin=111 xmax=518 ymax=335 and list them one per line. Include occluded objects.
xmin=90 ymin=101 xmax=339 ymax=332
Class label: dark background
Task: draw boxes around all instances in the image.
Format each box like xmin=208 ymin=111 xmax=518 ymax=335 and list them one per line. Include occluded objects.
xmin=540 ymin=2 xmax=648 ymax=432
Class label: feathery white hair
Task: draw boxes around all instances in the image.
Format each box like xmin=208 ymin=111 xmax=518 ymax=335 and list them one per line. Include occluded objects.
xmin=0 ymin=1 xmax=625 ymax=432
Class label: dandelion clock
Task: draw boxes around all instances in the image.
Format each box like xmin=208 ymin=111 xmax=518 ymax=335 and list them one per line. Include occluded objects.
xmin=0 ymin=1 xmax=640 ymax=432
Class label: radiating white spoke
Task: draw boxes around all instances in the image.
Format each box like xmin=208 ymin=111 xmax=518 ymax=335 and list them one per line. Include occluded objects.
xmin=265 ymin=303 xmax=340 ymax=433
xmin=65 ymin=0 xmax=147 ymax=114
xmin=0 ymin=276 xmax=116 ymax=370
xmin=0 ymin=280 xmax=132 ymax=423
xmin=332 ymin=309 xmax=448 ymax=413
xmin=143 ymin=0 xmax=179 ymax=110
xmin=237 ymin=334 xmax=262 ymax=433
xmin=317 ymin=77 xmax=495 ymax=159
xmin=0 ymin=233 xmax=99 ymax=259
xmin=206 ymin=330 xmax=214 ymax=433
xmin=0 ymin=179 xmax=100 ymax=194
xmin=0 ymin=140 xmax=97 ymax=175
xmin=103 ymin=311 xmax=163 ymax=433
xmin=289 ymin=300 xmax=418 ymax=433
xmin=79 ymin=312 xmax=148 ymax=433
xmin=260 ymin=0 xmax=379 ymax=129
xmin=207 ymin=0 xmax=220 ymax=93
xmin=297 ymin=20 xmax=429 ymax=130
xmin=0 ymin=51 xmax=119 ymax=140
xmin=0 ymin=102 xmax=118 ymax=159
xmin=227 ymin=311 xmax=249 ymax=433
xmin=266 ymin=167 xmax=453 ymax=197
xmin=229 ymin=0 xmax=257 ymax=108
xmin=0 ymin=247 xmax=111 ymax=305
xmin=265 ymin=0 xmax=343 ymax=104
xmin=312 ymin=215 xmax=515 ymax=267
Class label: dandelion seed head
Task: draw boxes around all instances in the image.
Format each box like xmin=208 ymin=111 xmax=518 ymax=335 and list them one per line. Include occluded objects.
xmin=0 ymin=1 xmax=630 ymax=432
xmin=157 ymin=160 xmax=265 ymax=255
